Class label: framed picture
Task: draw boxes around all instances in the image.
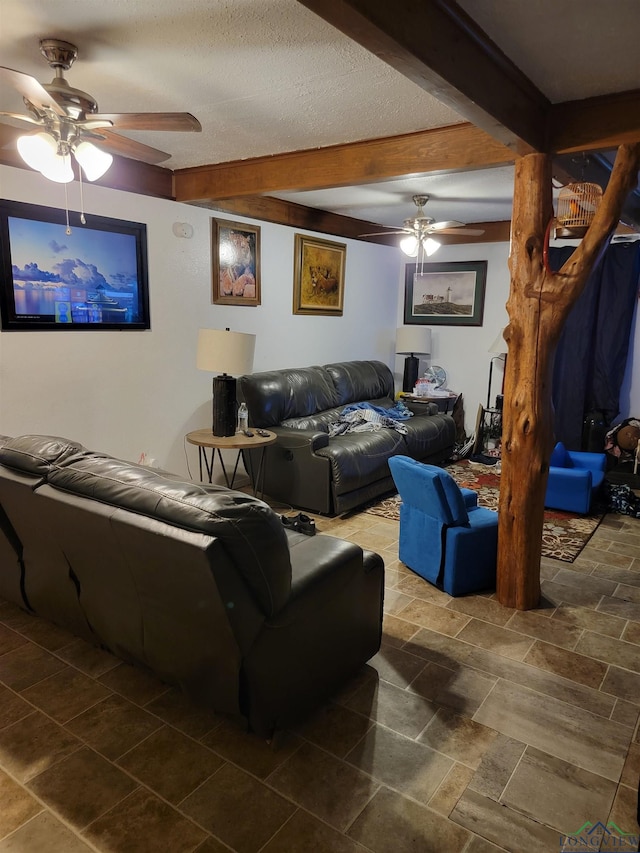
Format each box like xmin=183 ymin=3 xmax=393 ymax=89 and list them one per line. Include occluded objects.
xmin=293 ymin=234 xmax=346 ymax=316
xmin=404 ymin=260 xmax=487 ymax=326
xmin=0 ymin=199 xmax=150 ymax=331
xmin=212 ymin=218 xmax=261 ymax=306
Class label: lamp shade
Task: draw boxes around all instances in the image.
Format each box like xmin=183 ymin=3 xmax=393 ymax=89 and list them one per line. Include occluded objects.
xmin=197 ymin=328 xmax=256 ymax=375
xmin=488 ymin=328 xmax=507 ymax=354
xmin=396 ymin=326 xmax=431 ymax=356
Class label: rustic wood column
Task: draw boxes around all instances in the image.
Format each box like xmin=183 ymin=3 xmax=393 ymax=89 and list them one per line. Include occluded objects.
xmin=497 ymin=143 xmax=640 ymax=610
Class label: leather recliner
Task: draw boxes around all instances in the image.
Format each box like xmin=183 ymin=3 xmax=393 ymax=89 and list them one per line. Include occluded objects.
xmin=0 ymin=434 xmax=384 ymax=736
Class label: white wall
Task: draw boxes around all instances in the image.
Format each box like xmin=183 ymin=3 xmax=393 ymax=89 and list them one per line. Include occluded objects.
xmin=0 ymin=165 xmax=400 ymax=477
xmin=395 ymin=241 xmax=511 ymax=437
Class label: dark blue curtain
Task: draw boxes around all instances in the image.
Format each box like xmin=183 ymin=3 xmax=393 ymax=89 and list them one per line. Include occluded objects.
xmin=550 ymin=241 xmax=640 ymax=449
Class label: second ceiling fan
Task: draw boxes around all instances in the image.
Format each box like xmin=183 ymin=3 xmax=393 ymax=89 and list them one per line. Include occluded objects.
xmin=361 ymin=194 xmax=485 ymax=257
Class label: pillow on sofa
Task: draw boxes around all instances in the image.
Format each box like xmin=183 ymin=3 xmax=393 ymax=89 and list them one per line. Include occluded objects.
xmin=550 ymin=441 xmax=571 ymax=468
xmin=0 ymin=434 xmax=87 ymax=476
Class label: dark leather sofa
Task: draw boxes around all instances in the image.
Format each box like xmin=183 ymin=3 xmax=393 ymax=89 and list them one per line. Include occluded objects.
xmin=0 ymin=434 xmax=384 ymax=737
xmin=240 ymin=359 xmax=456 ymax=515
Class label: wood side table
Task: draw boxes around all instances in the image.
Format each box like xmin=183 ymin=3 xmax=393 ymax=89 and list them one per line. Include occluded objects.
xmin=186 ymin=428 xmax=277 ymax=497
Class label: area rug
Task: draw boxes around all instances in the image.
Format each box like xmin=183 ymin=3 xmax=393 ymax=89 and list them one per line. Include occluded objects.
xmin=365 ymin=460 xmax=605 ymax=563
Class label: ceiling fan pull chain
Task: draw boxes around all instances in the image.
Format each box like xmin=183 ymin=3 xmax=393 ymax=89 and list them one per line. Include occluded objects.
xmin=64 ymin=182 xmax=71 ymax=235
xmin=78 ymin=168 xmax=86 ymax=225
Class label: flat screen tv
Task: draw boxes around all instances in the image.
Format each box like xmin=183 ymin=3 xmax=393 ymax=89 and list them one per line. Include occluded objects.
xmin=0 ymin=199 xmax=150 ymax=331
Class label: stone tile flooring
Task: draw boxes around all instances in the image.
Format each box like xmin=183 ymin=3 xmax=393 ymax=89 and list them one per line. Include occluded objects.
xmin=0 ymin=508 xmax=639 ymax=852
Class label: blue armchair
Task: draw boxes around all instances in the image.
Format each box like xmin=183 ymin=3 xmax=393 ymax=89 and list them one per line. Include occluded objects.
xmin=545 ymin=441 xmax=606 ymax=514
xmin=388 ymin=456 xmax=498 ymax=596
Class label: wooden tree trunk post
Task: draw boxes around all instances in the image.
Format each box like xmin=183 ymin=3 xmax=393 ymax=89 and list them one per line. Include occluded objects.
xmin=497 ymin=143 xmax=640 ymax=610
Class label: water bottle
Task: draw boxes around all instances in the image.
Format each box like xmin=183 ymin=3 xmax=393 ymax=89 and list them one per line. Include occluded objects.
xmin=237 ymin=402 xmax=249 ymax=433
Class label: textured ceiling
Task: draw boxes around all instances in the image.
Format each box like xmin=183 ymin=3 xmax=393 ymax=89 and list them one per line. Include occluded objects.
xmin=1 ymin=0 xmax=639 ymax=229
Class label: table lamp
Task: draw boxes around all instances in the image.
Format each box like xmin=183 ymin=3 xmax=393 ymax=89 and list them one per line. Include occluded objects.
xmin=197 ymin=328 xmax=256 ymax=436
xmin=396 ymin=326 xmax=432 ymax=393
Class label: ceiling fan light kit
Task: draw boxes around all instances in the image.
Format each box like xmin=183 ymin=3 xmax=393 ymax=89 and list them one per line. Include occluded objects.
xmin=360 ymin=194 xmax=484 ymax=259
xmin=17 ymin=130 xmax=113 ymax=182
xmin=2 ymin=37 xmax=201 ymax=189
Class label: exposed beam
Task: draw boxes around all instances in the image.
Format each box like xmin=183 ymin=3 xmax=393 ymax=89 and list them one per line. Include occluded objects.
xmin=189 ymin=196 xmax=398 ymax=245
xmin=296 ymin=0 xmax=549 ymax=154
xmin=551 ymin=90 xmax=640 ymax=154
xmin=190 ymin=194 xmax=510 ymax=245
xmin=174 ymin=124 xmax=514 ymax=202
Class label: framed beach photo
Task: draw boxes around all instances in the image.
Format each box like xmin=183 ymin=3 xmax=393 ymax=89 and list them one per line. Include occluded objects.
xmin=212 ymin=218 xmax=261 ymax=306
xmin=293 ymin=234 xmax=346 ymax=316
xmin=0 ymin=199 xmax=150 ymax=331
xmin=404 ymin=260 xmax=487 ymax=326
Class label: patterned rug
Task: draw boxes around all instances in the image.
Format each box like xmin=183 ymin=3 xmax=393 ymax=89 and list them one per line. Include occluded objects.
xmin=365 ymin=460 xmax=605 ymax=563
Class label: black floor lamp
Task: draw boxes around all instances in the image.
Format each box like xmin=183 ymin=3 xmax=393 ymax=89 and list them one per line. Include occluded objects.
xmin=396 ymin=326 xmax=432 ymax=393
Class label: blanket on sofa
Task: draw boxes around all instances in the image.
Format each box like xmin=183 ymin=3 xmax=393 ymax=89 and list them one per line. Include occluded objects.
xmin=328 ymin=401 xmax=411 ymax=437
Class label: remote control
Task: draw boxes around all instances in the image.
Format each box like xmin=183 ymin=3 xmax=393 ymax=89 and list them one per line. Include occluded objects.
xmin=256 ymin=429 xmax=270 ymax=437
xmin=243 ymin=429 xmax=254 ymax=437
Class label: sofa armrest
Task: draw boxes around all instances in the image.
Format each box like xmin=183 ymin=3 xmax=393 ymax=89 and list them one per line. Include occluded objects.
xmin=546 ymin=466 xmax=593 ymax=514
xmin=270 ymin=426 xmax=329 ymax=452
xmin=566 ymin=450 xmax=607 ymax=473
xmin=461 ymin=487 xmax=478 ymax=509
xmin=244 ymin=427 xmax=333 ymax=513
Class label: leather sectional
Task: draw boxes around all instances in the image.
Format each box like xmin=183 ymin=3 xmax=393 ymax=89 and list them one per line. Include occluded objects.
xmin=0 ymin=434 xmax=384 ymax=736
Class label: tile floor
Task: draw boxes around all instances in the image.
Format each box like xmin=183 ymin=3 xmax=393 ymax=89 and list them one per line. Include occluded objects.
xmin=0 ymin=507 xmax=639 ymax=852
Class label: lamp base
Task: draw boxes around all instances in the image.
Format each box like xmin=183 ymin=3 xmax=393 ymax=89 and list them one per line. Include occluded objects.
xmin=212 ymin=375 xmax=237 ymax=437
xmin=402 ymin=355 xmax=419 ymax=393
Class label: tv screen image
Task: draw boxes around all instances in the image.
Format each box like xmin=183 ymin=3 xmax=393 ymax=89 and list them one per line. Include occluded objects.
xmin=0 ymin=200 xmax=150 ymax=331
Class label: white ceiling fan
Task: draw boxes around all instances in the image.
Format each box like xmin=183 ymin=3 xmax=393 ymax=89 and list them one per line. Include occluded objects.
xmin=361 ymin=194 xmax=485 ymax=257
xmin=0 ymin=38 xmax=201 ymax=182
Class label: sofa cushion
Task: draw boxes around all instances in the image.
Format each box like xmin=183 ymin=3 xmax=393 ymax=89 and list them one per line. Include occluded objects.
xmin=325 ymin=361 xmax=394 ymax=406
xmin=0 ymin=434 xmax=87 ymax=477
xmin=401 ymin=414 xmax=456 ymax=457
xmin=241 ymin=366 xmax=339 ymax=427
xmin=316 ymin=430 xmax=406 ymax=495
xmin=46 ymin=453 xmax=292 ymax=617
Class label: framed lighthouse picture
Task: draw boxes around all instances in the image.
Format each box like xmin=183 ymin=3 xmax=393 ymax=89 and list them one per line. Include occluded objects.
xmin=403 ymin=260 xmax=487 ymax=327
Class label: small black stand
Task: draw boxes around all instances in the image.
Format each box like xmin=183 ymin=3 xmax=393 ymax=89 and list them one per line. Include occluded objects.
xmin=212 ymin=374 xmax=237 ymax=437
xmin=402 ymin=354 xmax=419 ymax=393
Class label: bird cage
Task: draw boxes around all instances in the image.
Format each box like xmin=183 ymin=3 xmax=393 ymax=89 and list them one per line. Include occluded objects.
xmin=555 ymin=182 xmax=603 ymax=238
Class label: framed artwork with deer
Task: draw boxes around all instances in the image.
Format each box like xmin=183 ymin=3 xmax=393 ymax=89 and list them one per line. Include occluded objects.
xmin=211 ymin=218 xmax=261 ymax=306
xmin=292 ymin=234 xmax=346 ymax=316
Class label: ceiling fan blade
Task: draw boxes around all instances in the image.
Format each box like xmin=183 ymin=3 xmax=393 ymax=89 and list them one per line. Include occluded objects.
xmin=429 ymin=220 xmax=468 ymax=231
xmin=0 ymin=67 xmax=66 ymax=116
xmin=92 ymin=112 xmax=201 ymax=132
xmin=0 ymin=111 xmax=42 ymax=129
xmin=89 ymin=128 xmax=171 ymax=164
xmin=359 ymin=229 xmax=410 ymax=237
xmin=433 ymin=227 xmax=486 ymax=236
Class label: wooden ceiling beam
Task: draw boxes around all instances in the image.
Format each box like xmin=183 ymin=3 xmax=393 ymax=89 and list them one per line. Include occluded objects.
xmin=190 ymin=194 xmax=510 ymax=244
xmin=296 ymin=0 xmax=549 ymax=154
xmin=551 ymin=90 xmax=640 ymax=154
xmin=174 ymin=123 xmax=514 ymax=202
xmin=190 ymin=195 xmax=396 ymax=244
